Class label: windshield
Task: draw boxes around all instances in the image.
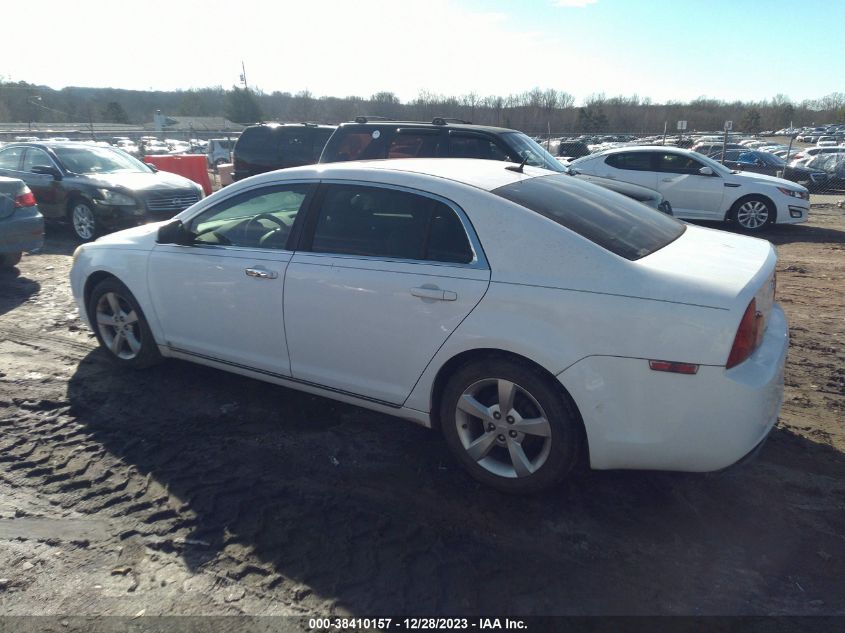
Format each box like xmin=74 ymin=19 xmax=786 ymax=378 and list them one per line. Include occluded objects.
xmin=503 ymin=132 xmax=565 ymax=172
xmin=493 ymin=174 xmax=685 ymax=260
xmin=53 ymin=146 xmax=152 ymax=174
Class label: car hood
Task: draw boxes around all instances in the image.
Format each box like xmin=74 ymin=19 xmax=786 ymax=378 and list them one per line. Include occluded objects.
xmin=80 ymin=171 xmax=196 ymax=192
xmin=637 ymin=223 xmax=776 ymax=310
xmin=91 ymin=220 xmax=165 ymax=248
xmin=729 ymin=170 xmax=805 ymax=188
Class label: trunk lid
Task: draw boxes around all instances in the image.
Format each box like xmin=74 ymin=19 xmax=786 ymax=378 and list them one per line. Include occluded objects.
xmin=637 ymin=224 xmax=777 ymax=318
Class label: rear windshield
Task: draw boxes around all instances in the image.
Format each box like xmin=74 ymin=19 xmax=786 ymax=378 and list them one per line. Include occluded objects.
xmin=493 ymin=174 xmax=685 ymax=260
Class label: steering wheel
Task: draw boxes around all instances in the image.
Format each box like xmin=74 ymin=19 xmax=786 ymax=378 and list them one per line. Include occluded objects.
xmin=243 ymin=212 xmax=289 ymax=242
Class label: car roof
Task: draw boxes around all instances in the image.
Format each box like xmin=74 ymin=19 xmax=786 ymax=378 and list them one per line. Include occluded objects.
xmin=3 ymin=141 xmax=115 ymax=150
xmin=335 ymin=120 xmax=519 ymax=135
xmin=248 ymin=157 xmax=553 ymax=192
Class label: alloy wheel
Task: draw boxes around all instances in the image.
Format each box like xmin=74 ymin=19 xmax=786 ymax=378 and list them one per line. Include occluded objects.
xmin=95 ymin=292 xmax=142 ymax=360
xmin=72 ymin=204 xmax=96 ymax=240
xmin=454 ymin=378 xmax=553 ymax=479
xmin=736 ymin=200 xmax=770 ymax=229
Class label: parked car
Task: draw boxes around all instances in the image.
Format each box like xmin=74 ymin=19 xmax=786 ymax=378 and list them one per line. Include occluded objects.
xmin=69 ymin=158 xmax=787 ymax=492
xmin=569 ymin=146 xmax=810 ymax=231
xmin=557 ymin=141 xmax=592 ymax=161
xmin=0 ymin=142 xmax=205 ymax=241
xmin=806 ymin=154 xmax=845 ymax=190
xmin=319 ymin=118 xmax=671 ymax=211
xmin=206 ymin=138 xmax=237 ymax=168
xmin=231 ymin=123 xmax=336 ymax=181
xmin=114 ymin=140 xmax=140 ymax=156
xmin=720 ymin=150 xmax=828 ymax=190
xmin=0 ymin=176 xmax=43 ymax=268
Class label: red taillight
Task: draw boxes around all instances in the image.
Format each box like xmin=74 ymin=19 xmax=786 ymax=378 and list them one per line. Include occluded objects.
xmin=14 ymin=191 xmax=37 ymax=208
xmin=648 ymin=360 xmax=699 ymax=375
xmin=726 ymin=299 xmax=761 ymax=369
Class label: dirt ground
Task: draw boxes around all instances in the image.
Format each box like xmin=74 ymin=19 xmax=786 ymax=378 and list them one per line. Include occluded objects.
xmin=0 ymin=204 xmax=843 ymax=619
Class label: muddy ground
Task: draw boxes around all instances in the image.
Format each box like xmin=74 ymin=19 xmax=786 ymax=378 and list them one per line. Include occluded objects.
xmin=0 ymin=206 xmax=843 ymax=620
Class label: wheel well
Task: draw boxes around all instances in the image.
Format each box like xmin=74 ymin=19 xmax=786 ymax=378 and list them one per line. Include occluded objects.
xmin=725 ymin=193 xmax=777 ymax=223
xmin=66 ymin=193 xmax=92 ymax=217
xmin=82 ymin=271 xmax=118 ymax=318
xmin=429 ymin=348 xmax=589 ymax=462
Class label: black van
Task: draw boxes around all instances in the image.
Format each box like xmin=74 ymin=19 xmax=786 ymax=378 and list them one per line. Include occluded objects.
xmin=318 ymin=117 xmax=562 ymax=171
xmin=232 ymin=123 xmax=336 ymax=181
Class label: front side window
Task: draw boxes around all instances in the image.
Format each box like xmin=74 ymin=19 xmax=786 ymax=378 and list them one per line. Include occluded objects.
xmin=605 ymin=152 xmax=653 ymax=171
xmin=448 ymin=134 xmax=511 ymax=161
xmin=187 ymin=184 xmax=314 ymax=249
xmin=22 ymin=148 xmax=54 ymax=172
xmin=0 ymin=147 xmax=23 ymax=170
xmin=308 ymin=184 xmax=473 ymax=263
xmin=656 ymin=153 xmax=705 ymax=175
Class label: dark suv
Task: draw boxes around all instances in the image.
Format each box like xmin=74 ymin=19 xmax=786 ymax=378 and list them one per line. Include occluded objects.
xmin=318 ymin=117 xmax=562 ymax=171
xmin=232 ymin=123 xmax=336 ymax=181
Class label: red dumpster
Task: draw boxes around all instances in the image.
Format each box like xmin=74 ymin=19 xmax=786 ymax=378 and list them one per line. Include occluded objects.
xmin=143 ymin=154 xmax=213 ymax=196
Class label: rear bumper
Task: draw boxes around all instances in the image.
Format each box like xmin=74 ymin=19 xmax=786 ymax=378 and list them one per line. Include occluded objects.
xmin=559 ymin=304 xmax=788 ymax=471
xmin=0 ymin=207 xmax=45 ymax=253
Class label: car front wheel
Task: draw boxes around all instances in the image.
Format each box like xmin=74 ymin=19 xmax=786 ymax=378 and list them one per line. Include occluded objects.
xmin=440 ymin=359 xmax=583 ymax=493
xmin=88 ymin=278 xmax=161 ymax=368
xmin=731 ymin=196 xmax=774 ymax=232
xmin=69 ymin=200 xmax=98 ymax=241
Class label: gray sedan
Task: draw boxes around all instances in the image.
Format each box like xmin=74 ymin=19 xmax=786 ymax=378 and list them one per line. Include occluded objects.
xmin=0 ymin=176 xmax=44 ymax=268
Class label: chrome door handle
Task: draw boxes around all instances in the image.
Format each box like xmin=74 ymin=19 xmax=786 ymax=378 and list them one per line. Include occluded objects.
xmin=410 ymin=286 xmax=457 ymax=301
xmin=245 ymin=267 xmax=278 ymax=279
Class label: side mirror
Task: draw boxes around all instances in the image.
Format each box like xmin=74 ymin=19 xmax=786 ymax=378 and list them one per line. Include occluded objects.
xmin=30 ymin=165 xmax=62 ymax=180
xmin=156 ymin=219 xmax=193 ymax=245
xmin=698 ymin=166 xmax=714 ymax=176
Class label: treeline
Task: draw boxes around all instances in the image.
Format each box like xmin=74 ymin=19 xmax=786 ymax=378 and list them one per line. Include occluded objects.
xmin=2 ymin=79 xmax=844 ymax=134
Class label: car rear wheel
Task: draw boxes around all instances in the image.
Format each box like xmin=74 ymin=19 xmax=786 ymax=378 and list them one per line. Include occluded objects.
xmin=88 ymin=278 xmax=161 ymax=368
xmin=731 ymin=196 xmax=774 ymax=232
xmin=69 ymin=200 xmax=98 ymax=241
xmin=0 ymin=252 xmax=22 ymax=269
xmin=439 ymin=359 xmax=582 ymax=493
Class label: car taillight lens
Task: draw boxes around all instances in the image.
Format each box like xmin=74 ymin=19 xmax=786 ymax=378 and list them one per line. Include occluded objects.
xmin=14 ymin=190 xmax=37 ymax=208
xmin=726 ymin=299 xmax=761 ymax=369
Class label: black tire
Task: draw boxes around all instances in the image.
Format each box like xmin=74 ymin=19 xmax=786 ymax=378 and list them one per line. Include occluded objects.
xmin=67 ymin=199 xmax=98 ymax=242
xmin=729 ymin=195 xmax=775 ymax=232
xmin=87 ymin=277 xmax=161 ymax=369
xmin=439 ymin=358 xmax=583 ymax=494
xmin=0 ymin=251 xmax=22 ymax=269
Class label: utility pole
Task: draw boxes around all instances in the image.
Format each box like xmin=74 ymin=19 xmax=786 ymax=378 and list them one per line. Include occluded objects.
xmin=240 ymin=61 xmax=248 ymax=91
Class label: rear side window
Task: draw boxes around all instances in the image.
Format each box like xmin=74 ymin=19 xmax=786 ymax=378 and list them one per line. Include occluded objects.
xmin=0 ymin=147 xmax=23 ymax=170
xmin=493 ymin=174 xmax=685 ymax=261
xmin=656 ymin=153 xmax=704 ymax=174
xmin=308 ymin=184 xmax=473 ymax=263
xmin=605 ymin=152 xmax=653 ymax=171
xmin=387 ymin=131 xmax=441 ymax=159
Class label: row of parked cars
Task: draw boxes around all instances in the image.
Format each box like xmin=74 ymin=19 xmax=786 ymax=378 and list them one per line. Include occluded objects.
xmin=2 ymin=117 xmax=796 ymax=492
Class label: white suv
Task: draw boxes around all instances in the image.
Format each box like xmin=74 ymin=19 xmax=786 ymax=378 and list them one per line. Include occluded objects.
xmin=570 ymin=146 xmax=810 ymax=231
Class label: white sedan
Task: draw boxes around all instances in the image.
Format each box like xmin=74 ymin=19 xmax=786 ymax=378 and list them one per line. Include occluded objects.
xmin=570 ymin=146 xmax=810 ymax=231
xmin=70 ymin=159 xmax=788 ymax=493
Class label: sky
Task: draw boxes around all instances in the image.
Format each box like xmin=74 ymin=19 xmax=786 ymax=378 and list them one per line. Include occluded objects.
xmin=3 ymin=0 xmax=842 ymax=105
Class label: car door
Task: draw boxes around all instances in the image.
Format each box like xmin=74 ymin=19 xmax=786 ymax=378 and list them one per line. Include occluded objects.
xmin=284 ymin=182 xmax=490 ymax=405
xmin=654 ymin=152 xmax=725 ymax=220
xmin=598 ymin=151 xmax=659 ymax=189
xmin=147 ymin=183 xmax=315 ymax=375
xmin=20 ymin=147 xmax=64 ymax=219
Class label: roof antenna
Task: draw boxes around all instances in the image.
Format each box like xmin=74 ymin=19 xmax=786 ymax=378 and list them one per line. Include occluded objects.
xmin=505 ymin=156 xmax=529 ymax=173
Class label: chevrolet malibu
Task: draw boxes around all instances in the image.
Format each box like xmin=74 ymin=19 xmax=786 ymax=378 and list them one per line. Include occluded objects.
xmin=70 ymin=159 xmax=788 ymax=493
